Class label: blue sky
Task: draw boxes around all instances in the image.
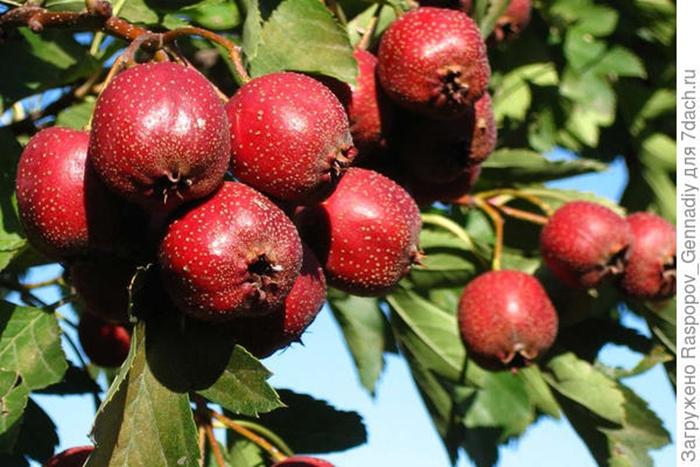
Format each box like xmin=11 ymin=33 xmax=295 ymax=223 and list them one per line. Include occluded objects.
xmin=19 ymin=150 xmax=675 ymax=466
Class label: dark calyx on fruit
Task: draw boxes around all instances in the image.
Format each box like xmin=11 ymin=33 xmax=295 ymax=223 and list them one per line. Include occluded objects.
xmin=540 ymin=201 xmax=632 ymax=289
xmin=45 ymin=445 xmax=94 ymax=467
xmin=492 ymin=0 xmax=532 ymax=43
xmin=458 ymin=270 xmax=558 ymax=369
xmin=234 ymin=244 xmax=327 ymax=358
xmin=89 ymin=62 xmax=230 ymax=212
xmin=377 ymin=7 xmax=490 ymax=119
xmin=16 ymin=127 xmax=131 ymax=260
xmin=159 ymin=182 xmax=302 ymax=321
xmin=78 ymin=313 xmax=131 ymax=368
xmin=226 ymin=72 xmax=357 ymax=204
xmin=400 ymin=92 xmax=495 ymax=184
xmin=619 ymin=212 xmax=676 ymax=301
xmin=296 ymin=168 xmax=422 ymax=296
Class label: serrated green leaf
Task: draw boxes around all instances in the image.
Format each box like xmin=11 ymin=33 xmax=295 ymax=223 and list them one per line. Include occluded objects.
xmin=328 ymin=292 xmax=393 ymax=395
xmin=563 ymin=27 xmax=607 ymax=71
xmin=480 ymin=148 xmax=606 ymax=184
xmin=0 ymin=371 xmax=28 ymax=450
xmin=249 ymin=0 xmax=357 ymax=84
xmin=544 ymin=353 xmax=625 ymax=424
xmin=0 ymin=130 xmax=26 ymax=272
xmin=87 ymin=323 xmax=200 ymax=467
xmin=240 ymin=0 xmax=264 ymax=64
xmin=0 ymin=302 xmax=67 ymax=390
xmin=518 ymin=366 xmax=560 ymax=418
xmin=0 ymin=29 xmax=97 ymax=104
xmin=245 ymin=389 xmax=367 ymax=454
xmin=55 ymin=97 xmax=96 ymax=129
xmin=593 ymin=47 xmax=646 ymax=78
xmin=493 ymin=73 xmax=531 ymax=122
xmin=227 ymin=436 xmax=264 ymax=467
xmin=576 ymin=5 xmax=618 ymax=36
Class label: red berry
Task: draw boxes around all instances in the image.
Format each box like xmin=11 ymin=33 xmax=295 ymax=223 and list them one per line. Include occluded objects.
xmin=226 ymin=72 xmax=357 ymax=204
xmin=406 ymin=164 xmax=481 ymax=207
xmin=296 ymin=168 xmax=421 ymax=296
xmin=78 ymin=313 xmax=131 ymax=367
xmin=458 ymin=270 xmax=558 ymax=368
xmin=619 ymin=212 xmax=676 ymax=301
xmin=234 ymin=244 xmax=327 ymax=358
xmin=273 ymin=456 xmax=335 ymax=467
xmin=89 ymin=62 xmax=230 ymax=212
xmin=45 ymin=445 xmax=93 ymax=467
xmin=159 ymin=182 xmax=303 ymax=321
xmin=540 ymin=201 xmax=632 ymax=288
xmin=400 ymin=92 xmax=495 ymax=183
xmin=492 ymin=0 xmax=532 ymax=43
xmin=347 ymin=49 xmax=394 ymax=159
xmin=377 ymin=7 xmax=490 ymax=119
xmin=70 ymin=258 xmax=137 ymax=323
xmin=16 ymin=127 xmax=131 ymax=259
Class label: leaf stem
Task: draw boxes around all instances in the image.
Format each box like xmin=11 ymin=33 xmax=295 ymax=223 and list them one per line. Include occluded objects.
xmin=211 ymin=410 xmax=287 ymax=463
xmin=198 ymin=425 xmax=207 ymax=467
xmin=232 ymin=419 xmax=295 ymax=457
xmin=356 ymin=5 xmax=381 ymax=51
xmin=475 ymin=188 xmax=553 ymax=216
xmin=205 ymin=423 xmax=226 ymax=467
xmin=420 ymin=213 xmax=477 ymax=252
xmin=490 ymin=202 xmax=549 ymax=225
xmin=473 ymin=198 xmax=504 ymax=271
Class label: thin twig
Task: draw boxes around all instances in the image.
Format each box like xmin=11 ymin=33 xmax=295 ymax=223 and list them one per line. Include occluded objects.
xmin=491 ymin=203 xmax=549 ymax=225
xmin=205 ymin=424 xmax=226 ymax=467
xmin=198 ymin=425 xmax=207 ymax=467
xmin=211 ymin=410 xmax=287 ymax=463
xmin=473 ymin=198 xmax=504 ymax=271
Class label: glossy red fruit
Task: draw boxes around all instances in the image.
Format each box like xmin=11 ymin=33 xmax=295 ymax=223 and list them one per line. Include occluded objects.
xmin=78 ymin=313 xmax=131 ymax=367
xmin=234 ymin=244 xmax=327 ymax=358
xmin=159 ymin=182 xmax=303 ymax=321
xmin=16 ymin=128 xmax=130 ymax=260
xmin=272 ymin=456 xmax=334 ymax=467
xmin=296 ymin=168 xmax=421 ymax=296
xmin=458 ymin=270 xmax=558 ymax=368
xmin=540 ymin=201 xmax=632 ymax=288
xmin=45 ymin=445 xmax=93 ymax=467
xmin=406 ymin=164 xmax=481 ymax=207
xmin=401 ymin=92 xmax=495 ymax=183
xmin=346 ymin=49 xmax=394 ymax=159
xmin=492 ymin=0 xmax=531 ymax=42
xmin=377 ymin=7 xmax=490 ymax=119
xmin=70 ymin=258 xmax=137 ymax=323
xmin=620 ymin=212 xmax=676 ymax=301
xmin=226 ymin=72 xmax=357 ymax=204
xmin=89 ymin=62 xmax=230 ymax=212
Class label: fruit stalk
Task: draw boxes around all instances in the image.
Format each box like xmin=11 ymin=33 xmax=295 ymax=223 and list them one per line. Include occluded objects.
xmin=490 ymin=202 xmax=549 ymax=225
xmin=473 ymin=197 xmax=504 ymax=270
xmin=211 ymin=410 xmax=287 ymax=462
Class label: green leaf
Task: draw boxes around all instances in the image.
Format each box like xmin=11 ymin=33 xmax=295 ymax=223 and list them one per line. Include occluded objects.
xmin=592 ymin=47 xmax=646 ymax=79
xmin=0 ymin=371 xmax=28 ymax=450
xmin=387 ymin=288 xmax=466 ymax=381
xmin=544 ymin=353 xmax=625 ymax=424
xmin=55 ymin=97 xmax=96 ymax=130
xmin=183 ymin=0 xmax=242 ymax=30
xmin=35 ymin=364 xmax=101 ymax=395
xmin=0 ymin=130 xmax=26 ymax=272
xmin=240 ymin=0 xmax=264 ymax=64
xmin=87 ymin=323 xmax=200 ymax=467
xmin=249 ymin=0 xmax=357 ymax=84
xmin=227 ymin=436 xmax=265 ymax=467
xmin=248 ymin=389 xmax=367 ymax=454
xmin=0 ymin=29 xmax=98 ymax=104
xmin=0 ymin=302 xmax=67 ymax=390
xmin=480 ymin=149 xmax=606 ymax=184
xmin=409 ymin=228 xmax=480 ymax=289
xmin=347 ymin=5 xmax=397 ymax=48
xmin=518 ymin=366 xmax=560 ymax=418
xmin=328 ymin=291 xmax=394 ymax=395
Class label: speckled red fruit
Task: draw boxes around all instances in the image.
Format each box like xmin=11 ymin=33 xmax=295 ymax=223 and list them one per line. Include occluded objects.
xmin=458 ymin=270 xmax=558 ymax=368
xmin=406 ymin=164 xmax=481 ymax=207
xmin=272 ymin=456 xmax=334 ymax=467
xmin=377 ymin=7 xmax=490 ymax=119
xmin=540 ymin=201 xmax=632 ymax=288
xmin=401 ymin=92 xmax=495 ymax=183
xmin=234 ymin=244 xmax=327 ymax=358
xmin=159 ymin=182 xmax=303 ymax=321
xmin=346 ymin=49 xmax=394 ymax=158
xmin=45 ymin=445 xmax=93 ymax=467
xmin=620 ymin=212 xmax=676 ymax=301
xmin=78 ymin=313 xmax=131 ymax=367
xmin=16 ymin=127 xmax=129 ymax=259
xmin=89 ymin=62 xmax=230 ymax=212
xmin=296 ymin=168 xmax=421 ymax=296
xmin=226 ymin=72 xmax=356 ymax=204
xmin=492 ymin=0 xmax=531 ymax=42
xmin=70 ymin=258 xmax=137 ymax=323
